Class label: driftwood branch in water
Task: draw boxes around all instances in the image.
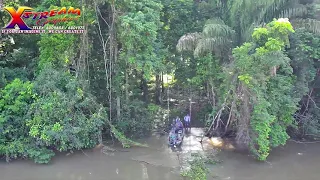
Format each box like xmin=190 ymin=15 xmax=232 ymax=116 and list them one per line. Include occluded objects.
xmin=131 ymin=158 xmax=167 ymax=168
xmin=132 ymin=159 xmax=152 ymax=164
xmin=81 ymin=149 xmax=90 ymax=157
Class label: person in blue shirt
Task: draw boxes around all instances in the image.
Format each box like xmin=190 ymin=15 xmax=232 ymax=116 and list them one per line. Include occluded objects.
xmin=184 ymin=114 xmax=191 ymax=129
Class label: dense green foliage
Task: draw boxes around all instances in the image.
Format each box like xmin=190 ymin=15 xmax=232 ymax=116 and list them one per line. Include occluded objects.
xmin=1 ymin=0 xmax=320 ymax=166
xmin=233 ymin=19 xmax=297 ymax=160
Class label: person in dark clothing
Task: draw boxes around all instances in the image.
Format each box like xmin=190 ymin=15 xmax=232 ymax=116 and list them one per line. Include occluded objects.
xmin=168 ymin=127 xmax=177 ymax=145
xmin=175 ymin=116 xmax=184 ymax=133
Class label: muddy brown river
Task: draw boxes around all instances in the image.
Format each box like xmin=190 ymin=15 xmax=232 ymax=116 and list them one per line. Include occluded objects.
xmin=1 ymin=128 xmax=320 ymax=180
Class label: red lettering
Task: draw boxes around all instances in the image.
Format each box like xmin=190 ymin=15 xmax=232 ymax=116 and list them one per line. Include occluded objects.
xmin=50 ymin=19 xmax=57 ymax=25
xmin=39 ymin=11 xmax=49 ymax=19
xmin=49 ymin=10 xmax=57 ymax=17
xmin=43 ymin=20 xmax=49 ymax=26
xmin=36 ymin=19 xmax=42 ymax=26
xmin=67 ymin=7 xmax=81 ymax=16
xmin=58 ymin=7 xmax=66 ymax=15
xmin=36 ymin=19 xmax=47 ymax=26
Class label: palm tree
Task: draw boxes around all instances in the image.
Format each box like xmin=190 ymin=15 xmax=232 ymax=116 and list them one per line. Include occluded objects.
xmin=176 ymin=18 xmax=236 ymax=58
xmin=177 ymin=0 xmax=320 ymax=57
xmin=176 ymin=0 xmax=320 ymax=147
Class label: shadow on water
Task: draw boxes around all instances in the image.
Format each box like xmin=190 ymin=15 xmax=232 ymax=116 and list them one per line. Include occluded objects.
xmin=1 ymin=128 xmax=320 ymax=180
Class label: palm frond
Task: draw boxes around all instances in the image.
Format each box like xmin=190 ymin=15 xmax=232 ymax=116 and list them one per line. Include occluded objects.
xmin=176 ymin=32 xmax=202 ymax=52
xmin=203 ymin=18 xmax=236 ymax=39
xmin=291 ymin=18 xmax=320 ymax=34
xmin=205 ymin=18 xmax=226 ymax=25
xmin=194 ymin=37 xmax=232 ymax=57
xmin=277 ymin=6 xmax=307 ymax=19
xmin=239 ymin=0 xmax=306 ymax=42
xmin=229 ymin=0 xmax=245 ymax=28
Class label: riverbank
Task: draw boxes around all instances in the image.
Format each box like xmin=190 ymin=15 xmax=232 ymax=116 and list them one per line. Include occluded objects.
xmin=1 ymin=128 xmax=320 ymax=180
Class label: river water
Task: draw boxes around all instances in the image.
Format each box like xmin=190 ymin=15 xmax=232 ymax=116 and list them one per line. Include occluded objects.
xmin=1 ymin=128 xmax=320 ymax=180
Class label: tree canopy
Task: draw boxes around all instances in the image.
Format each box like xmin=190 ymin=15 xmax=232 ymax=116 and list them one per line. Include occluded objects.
xmin=1 ymin=0 xmax=320 ymax=163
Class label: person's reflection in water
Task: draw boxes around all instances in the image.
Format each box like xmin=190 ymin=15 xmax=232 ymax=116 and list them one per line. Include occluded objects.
xmin=184 ymin=131 xmax=191 ymax=138
xmin=170 ymin=146 xmax=176 ymax=152
xmin=170 ymin=146 xmax=183 ymax=152
xmin=176 ymin=146 xmax=183 ymax=152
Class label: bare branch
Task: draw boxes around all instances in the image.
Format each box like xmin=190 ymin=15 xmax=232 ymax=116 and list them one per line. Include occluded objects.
xmin=97 ymin=6 xmax=110 ymax=29
xmin=307 ymin=93 xmax=320 ymax=110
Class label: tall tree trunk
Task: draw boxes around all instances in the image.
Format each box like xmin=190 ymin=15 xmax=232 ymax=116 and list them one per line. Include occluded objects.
xmin=125 ymin=64 xmax=129 ymax=102
xmin=108 ymin=0 xmax=116 ymax=122
xmin=141 ymin=72 xmax=149 ymax=103
xmin=270 ymin=66 xmax=278 ymax=76
xmin=116 ymin=96 xmax=121 ymax=120
xmin=161 ymin=72 xmax=165 ymax=93
xmin=236 ymin=84 xmax=251 ymax=146
xmin=209 ymin=79 xmax=216 ymax=107
xmin=155 ymin=74 xmax=162 ymax=104
xmin=77 ymin=20 xmax=88 ymax=83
